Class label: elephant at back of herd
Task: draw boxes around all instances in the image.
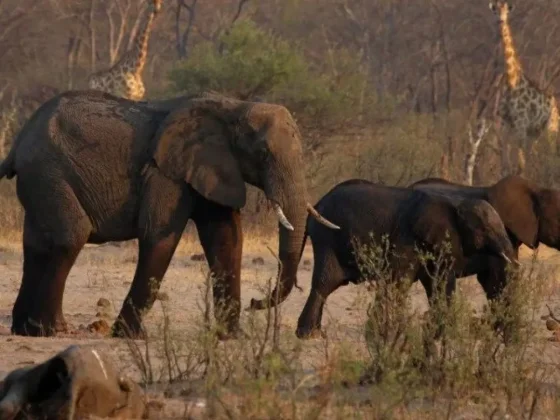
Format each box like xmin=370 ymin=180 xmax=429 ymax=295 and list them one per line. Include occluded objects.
xmin=291 ymin=179 xmax=518 ymax=339
xmin=0 ymin=89 xmax=340 ymax=339
xmin=410 ymin=175 xmax=560 ymax=302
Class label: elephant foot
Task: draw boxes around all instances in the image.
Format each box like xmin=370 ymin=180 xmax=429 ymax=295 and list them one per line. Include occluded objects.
xmin=110 ymin=315 xmax=146 ymax=340
xmin=295 ymin=326 xmax=326 ymax=340
xmin=11 ymin=317 xmax=57 ymax=337
xmin=111 ymin=319 xmax=146 ymax=340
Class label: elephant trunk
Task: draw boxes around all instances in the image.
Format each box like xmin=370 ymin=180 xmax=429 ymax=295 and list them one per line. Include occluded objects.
xmin=493 ymin=234 xmax=520 ymax=266
xmin=250 ymin=170 xmax=309 ymax=310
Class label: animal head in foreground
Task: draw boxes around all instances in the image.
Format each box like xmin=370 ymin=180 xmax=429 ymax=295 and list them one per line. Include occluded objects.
xmin=0 ymin=345 xmax=145 ymax=419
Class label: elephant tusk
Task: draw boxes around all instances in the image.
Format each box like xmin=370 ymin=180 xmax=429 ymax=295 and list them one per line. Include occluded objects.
xmin=91 ymin=349 xmax=108 ymax=380
xmin=307 ymin=203 xmax=340 ymax=230
xmin=273 ymin=203 xmax=294 ymax=231
xmin=499 ymin=252 xmax=512 ymax=264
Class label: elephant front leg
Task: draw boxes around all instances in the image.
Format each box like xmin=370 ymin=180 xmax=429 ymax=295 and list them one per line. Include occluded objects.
xmin=477 ymin=255 xmax=517 ymax=341
xmin=418 ymin=269 xmax=456 ymax=344
xmin=296 ymin=250 xmax=347 ymax=339
xmin=194 ymin=205 xmax=243 ymax=340
xmin=296 ymin=290 xmax=328 ymax=339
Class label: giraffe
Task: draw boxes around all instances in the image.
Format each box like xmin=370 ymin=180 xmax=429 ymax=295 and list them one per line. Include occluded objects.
xmin=88 ymin=0 xmax=163 ymax=101
xmin=489 ymin=1 xmax=558 ymax=153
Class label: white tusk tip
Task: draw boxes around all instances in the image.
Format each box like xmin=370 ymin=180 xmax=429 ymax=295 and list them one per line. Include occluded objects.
xmin=500 ymin=252 xmax=512 ymax=264
xmin=282 ymin=222 xmax=295 ymax=231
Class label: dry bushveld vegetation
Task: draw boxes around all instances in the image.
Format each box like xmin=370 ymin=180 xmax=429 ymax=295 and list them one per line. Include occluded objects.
xmin=1 ymin=0 xmax=560 ymax=418
xmin=121 ymin=243 xmax=560 ymax=419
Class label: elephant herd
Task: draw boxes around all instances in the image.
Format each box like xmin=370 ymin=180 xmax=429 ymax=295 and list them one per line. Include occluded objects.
xmin=1 ymin=89 xmax=559 ymax=341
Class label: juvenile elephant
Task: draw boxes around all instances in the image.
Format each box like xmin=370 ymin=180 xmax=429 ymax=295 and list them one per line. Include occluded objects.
xmin=294 ymin=179 xmax=517 ymax=339
xmin=410 ymin=175 xmax=560 ymax=301
xmin=0 ymin=90 xmax=338 ymax=338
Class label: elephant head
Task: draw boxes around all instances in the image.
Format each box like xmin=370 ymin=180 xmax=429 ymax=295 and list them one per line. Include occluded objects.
xmin=151 ymin=93 xmax=338 ymax=310
xmin=488 ymin=175 xmax=560 ymax=250
xmin=0 ymin=345 xmax=145 ymax=419
xmin=411 ymin=196 xmax=517 ymax=267
xmin=454 ymin=199 xmax=517 ymax=264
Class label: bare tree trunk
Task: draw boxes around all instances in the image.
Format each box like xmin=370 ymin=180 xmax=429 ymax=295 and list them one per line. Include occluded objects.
xmin=440 ymin=152 xmax=450 ymax=180
xmin=175 ymin=0 xmax=198 ymax=59
xmin=107 ymin=0 xmax=133 ymax=66
xmin=464 ymin=119 xmax=489 ymax=185
xmin=66 ymin=35 xmax=82 ymax=90
xmin=88 ymin=0 xmax=96 ymax=72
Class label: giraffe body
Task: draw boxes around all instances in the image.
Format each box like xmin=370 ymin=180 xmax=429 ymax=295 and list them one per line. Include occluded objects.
xmin=499 ymin=78 xmax=559 ymax=139
xmin=88 ymin=0 xmax=162 ymax=101
xmin=89 ymin=72 xmax=146 ymax=101
xmin=490 ymin=1 xmax=558 ymax=141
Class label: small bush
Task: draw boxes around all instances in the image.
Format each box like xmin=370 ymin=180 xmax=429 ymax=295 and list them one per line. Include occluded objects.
xmin=353 ymin=235 xmax=554 ymax=417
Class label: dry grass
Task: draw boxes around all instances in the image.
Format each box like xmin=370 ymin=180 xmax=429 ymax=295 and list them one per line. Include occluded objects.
xmin=113 ymin=240 xmax=560 ymax=420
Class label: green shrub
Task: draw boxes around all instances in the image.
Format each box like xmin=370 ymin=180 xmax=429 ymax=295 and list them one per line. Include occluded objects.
xmin=168 ymin=20 xmax=371 ymax=123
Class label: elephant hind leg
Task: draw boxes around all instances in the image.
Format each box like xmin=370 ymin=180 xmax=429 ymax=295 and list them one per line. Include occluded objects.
xmin=12 ymin=216 xmax=90 ymax=337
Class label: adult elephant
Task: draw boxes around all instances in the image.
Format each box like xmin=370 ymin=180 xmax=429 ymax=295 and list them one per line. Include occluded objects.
xmin=409 ymin=175 xmax=560 ymax=302
xmin=0 ymin=90 xmax=339 ymax=338
xmin=293 ymin=179 xmax=517 ymax=339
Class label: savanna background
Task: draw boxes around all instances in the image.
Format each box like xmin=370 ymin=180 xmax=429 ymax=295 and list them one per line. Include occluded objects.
xmin=1 ymin=0 xmax=560 ymax=418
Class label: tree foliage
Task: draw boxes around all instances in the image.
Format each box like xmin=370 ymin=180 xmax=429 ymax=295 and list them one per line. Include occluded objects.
xmin=168 ymin=19 xmax=372 ymax=123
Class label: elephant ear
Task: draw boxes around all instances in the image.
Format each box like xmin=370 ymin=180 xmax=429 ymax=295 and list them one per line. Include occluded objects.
xmin=407 ymin=195 xmax=463 ymax=259
xmin=488 ymin=176 xmax=538 ymax=247
xmin=151 ymin=103 xmax=247 ymax=209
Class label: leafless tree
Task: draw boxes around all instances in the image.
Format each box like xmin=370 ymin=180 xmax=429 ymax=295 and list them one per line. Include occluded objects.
xmin=175 ymin=0 xmax=198 ymax=58
xmin=464 ymin=119 xmax=489 ymax=186
xmin=104 ymin=0 xmax=146 ymax=66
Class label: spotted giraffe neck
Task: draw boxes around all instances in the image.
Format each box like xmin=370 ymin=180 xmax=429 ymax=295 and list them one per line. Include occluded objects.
xmin=499 ymin=17 xmax=523 ymax=88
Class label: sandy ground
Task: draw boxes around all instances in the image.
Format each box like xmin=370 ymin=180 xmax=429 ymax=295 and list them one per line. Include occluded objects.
xmin=0 ymin=235 xmax=559 ymax=416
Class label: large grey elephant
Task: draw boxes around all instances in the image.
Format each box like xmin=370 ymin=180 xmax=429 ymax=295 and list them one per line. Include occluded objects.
xmin=0 ymin=89 xmax=338 ymax=338
xmin=410 ymin=175 xmax=560 ymax=302
xmin=292 ymin=179 xmax=517 ymax=339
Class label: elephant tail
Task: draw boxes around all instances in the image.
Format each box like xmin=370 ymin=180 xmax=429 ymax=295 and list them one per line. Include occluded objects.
xmin=0 ymin=152 xmax=15 ymax=180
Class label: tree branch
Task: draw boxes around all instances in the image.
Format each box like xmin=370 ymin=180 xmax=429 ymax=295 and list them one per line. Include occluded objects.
xmin=217 ymin=0 xmax=250 ymax=54
xmin=175 ymin=0 xmax=198 ymax=59
xmin=464 ymin=118 xmax=489 ymax=185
